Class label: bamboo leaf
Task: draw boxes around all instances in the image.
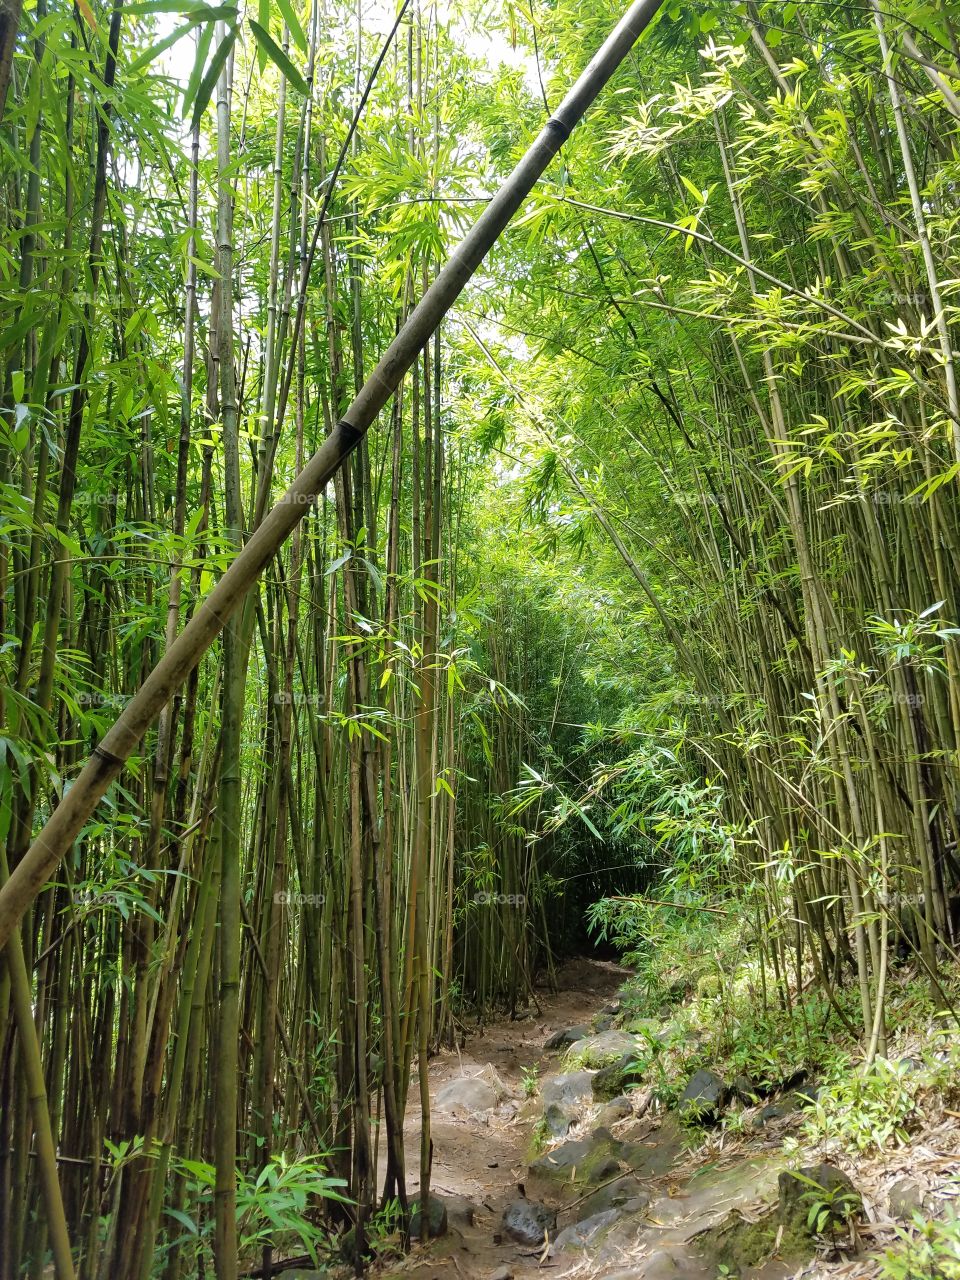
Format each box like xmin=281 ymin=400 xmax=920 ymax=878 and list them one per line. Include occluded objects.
xmin=164 ymin=1207 xmax=199 ymax=1236
xmin=182 ymin=20 xmax=214 ymax=115
xmin=188 ymin=253 xmax=221 ymax=278
xmin=190 ymin=24 xmax=237 ymax=130
xmin=256 ymin=0 xmax=269 ymax=69
xmin=130 ymin=20 xmax=196 ymax=71
xmin=126 ymin=0 xmax=234 ymax=13
xmin=324 ymin=550 xmax=351 ymax=576
xmin=76 ymin=0 xmax=97 ymax=29
xmin=248 ymin=20 xmax=308 ymax=94
xmin=0 ymin=309 xmax=46 ymax=355
xmin=274 ymin=0 xmax=308 ymax=55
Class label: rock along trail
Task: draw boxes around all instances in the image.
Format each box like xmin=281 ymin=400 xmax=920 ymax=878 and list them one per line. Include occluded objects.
xmin=380 ymin=957 xmax=815 ymax=1280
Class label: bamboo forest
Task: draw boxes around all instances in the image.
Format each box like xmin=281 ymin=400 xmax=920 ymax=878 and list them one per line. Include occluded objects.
xmin=8 ymin=0 xmax=960 ymax=1276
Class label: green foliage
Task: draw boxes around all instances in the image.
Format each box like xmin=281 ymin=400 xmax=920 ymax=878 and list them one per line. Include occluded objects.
xmin=588 ymin=892 xmax=738 ymax=1017
xmin=520 ymin=1065 xmax=539 ymax=1098
xmin=800 ymin=1059 xmax=921 ymax=1156
xmin=529 ymin=1115 xmax=550 ymax=1156
xmin=365 ymin=1198 xmax=404 ymax=1257
xmin=879 ymin=1215 xmax=960 ymax=1280
xmin=783 ymin=1171 xmax=861 ymax=1243
xmin=699 ymin=1210 xmax=812 ymax=1276
xmin=7 ymin=0 xmax=960 ymax=1269
xmin=165 ymin=1153 xmax=349 ymax=1269
xmin=596 ymin=885 xmax=863 ymax=1111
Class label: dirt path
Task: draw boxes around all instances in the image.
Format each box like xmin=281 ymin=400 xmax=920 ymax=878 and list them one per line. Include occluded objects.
xmin=384 ymin=956 xmax=634 ymax=1280
xmin=378 ymin=956 xmax=813 ymax=1280
xmin=366 ymin=957 xmax=943 ymax=1280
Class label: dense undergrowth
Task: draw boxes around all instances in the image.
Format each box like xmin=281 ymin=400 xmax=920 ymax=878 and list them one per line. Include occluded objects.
xmin=591 ymin=881 xmax=960 ymax=1276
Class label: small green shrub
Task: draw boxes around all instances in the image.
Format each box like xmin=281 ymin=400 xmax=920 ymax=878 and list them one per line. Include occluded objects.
xmin=879 ymin=1213 xmax=960 ymax=1280
xmin=785 ymin=1172 xmax=862 ymax=1244
xmin=164 ymin=1151 xmax=349 ymax=1269
xmin=521 ymin=1064 xmax=539 ymax=1097
xmin=696 ymin=973 xmax=721 ymax=998
xmin=720 ymin=991 xmax=855 ymax=1091
xmin=529 ymin=1115 xmax=550 ymax=1155
xmin=366 ymin=1197 xmax=404 ymax=1255
xmin=801 ymin=1058 xmax=919 ymax=1155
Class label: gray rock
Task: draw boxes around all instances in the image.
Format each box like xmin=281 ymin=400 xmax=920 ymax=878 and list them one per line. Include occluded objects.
xmin=435 ymin=1077 xmax=498 ymax=1115
xmin=752 ymin=1094 xmax=801 ymax=1127
xmin=620 ymin=1140 xmax=682 ymax=1180
xmin=489 ymin=1268 xmax=513 ymax=1280
xmin=779 ymin=1163 xmax=862 ymax=1232
xmin=551 ymin=1208 xmax=621 ymax=1253
xmin=541 ymin=1070 xmax=594 ymax=1108
xmin=794 ymin=1079 xmax=821 ymax=1108
xmin=544 ymin=1024 xmax=591 ymax=1050
xmin=544 ymin=1100 xmax=575 ymax=1138
xmin=731 ymin=1073 xmax=757 ymax=1103
xmin=409 ymin=1193 xmax=449 ymax=1239
xmin=638 ymin=1247 xmax=712 ymax=1279
xmin=529 ymin=1127 xmax=622 ymax=1185
xmin=623 ymin=1016 xmax=662 ymax=1037
xmin=593 ymin=1054 xmax=644 ymax=1101
xmin=578 ymin=1173 xmax=649 ymax=1217
xmin=596 ymin=1095 xmax=634 ymax=1126
xmin=567 ymin=1030 xmax=644 ymax=1068
xmin=889 ymin=1176 xmax=925 ymax=1220
xmin=621 ymin=1195 xmax=651 ymax=1214
xmin=443 ymin=1193 xmax=476 ymax=1230
xmin=678 ymin=1069 xmax=730 ymax=1124
xmin=633 ymin=1253 xmax=688 ymax=1280
xmin=502 ymin=1197 xmax=557 ymax=1245
xmin=600 ymin=1246 xmax=712 ymax=1279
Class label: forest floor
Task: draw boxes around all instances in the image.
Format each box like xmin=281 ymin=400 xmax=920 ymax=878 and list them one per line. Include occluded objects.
xmin=387 ymin=955 xmax=637 ymax=1280
xmin=368 ymin=956 xmax=960 ymax=1280
xmin=393 ymin=957 xmax=631 ymax=1278
xmin=375 ymin=958 xmax=814 ymax=1280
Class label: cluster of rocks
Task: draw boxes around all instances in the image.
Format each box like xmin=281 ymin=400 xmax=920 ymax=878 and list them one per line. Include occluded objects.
xmin=505 ymin=1020 xmax=673 ymax=1264
xmin=518 ymin=1018 xmax=869 ymax=1274
xmin=542 ymin=1014 xmax=823 ymax=1132
xmin=406 ymin=1007 xmax=873 ymax=1279
xmin=677 ymin=1066 xmax=820 ymax=1127
xmin=499 ymin=1125 xmax=654 ymax=1260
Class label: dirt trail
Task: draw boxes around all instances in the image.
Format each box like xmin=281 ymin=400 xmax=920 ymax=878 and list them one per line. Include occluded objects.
xmin=385 ymin=957 xmax=636 ymax=1279
xmin=367 ymin=957 xmax=945 ymax=1280
xmin=380 ymin=956 xmax=809 ymax=1280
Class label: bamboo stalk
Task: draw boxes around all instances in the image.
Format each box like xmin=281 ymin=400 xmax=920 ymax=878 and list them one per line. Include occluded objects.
xmin=0 ymin=0 xmax=664 ymax=947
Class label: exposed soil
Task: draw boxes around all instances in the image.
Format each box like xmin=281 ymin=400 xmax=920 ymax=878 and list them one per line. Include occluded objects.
xmin=385 ymin=956 xmax=633 ymax=1279
xmin=376 ymin=956 xmax=821 ymax=1280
